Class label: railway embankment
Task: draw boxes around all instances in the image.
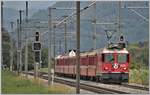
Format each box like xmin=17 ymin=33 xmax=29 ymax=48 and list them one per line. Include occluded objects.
xmin=1 ymin=70 xmax=74 ymax=94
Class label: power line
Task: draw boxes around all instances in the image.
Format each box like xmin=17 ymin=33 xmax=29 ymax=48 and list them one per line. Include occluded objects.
xmin=17 ymin=1 xmax=96 ymax=44
xmin=55 ymin=1 xmax=96 ymax=27
xmin=122 ymin=6 xmax=149 ymax=22
xmin=122 ymin=6 xmax=149 ymax=9
xmin=130 ymin=8 xmax=148 ymax=22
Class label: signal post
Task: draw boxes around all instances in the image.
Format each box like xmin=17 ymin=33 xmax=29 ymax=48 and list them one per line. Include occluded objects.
xmin=33 ymin=32 xmax=41 ymax=78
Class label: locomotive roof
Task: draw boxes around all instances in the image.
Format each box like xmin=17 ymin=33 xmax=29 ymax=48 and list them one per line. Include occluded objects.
xmin=102 ymin=48 xmax=129 ymax=54
xmin=55 ymin=48 xmax=129 ymax=59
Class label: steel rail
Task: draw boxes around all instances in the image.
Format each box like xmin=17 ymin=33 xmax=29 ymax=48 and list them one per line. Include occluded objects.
xmin=38 ymin=71 xmax=149 ymax=91
xmin=26 ymin=71 xmax=128 ymax=94
xmin=122 ymin=83 xmax=149 ymax=91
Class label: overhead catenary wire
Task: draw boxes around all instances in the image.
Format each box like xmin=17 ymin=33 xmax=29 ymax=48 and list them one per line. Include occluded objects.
xmin=121 ymin=4 xmax=149 ymax=22
xmin=55 ymin=1 xmax=96 ymax=27
xmin=130 ymin=9 xmax=148 ymax=22
xmin=18 ymin=1 xmax=96 ymax=44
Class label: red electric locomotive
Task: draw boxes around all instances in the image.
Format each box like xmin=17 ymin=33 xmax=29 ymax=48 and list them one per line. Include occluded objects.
xmin=55 ymin=43 xmax=130 ymax=83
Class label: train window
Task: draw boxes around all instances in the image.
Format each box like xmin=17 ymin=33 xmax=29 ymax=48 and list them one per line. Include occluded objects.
xmin=118 ymin=54 xmax=127 ymax=63
xmin=89 ymin=57 xmax=95 ymax=65
xmin=104 ymin=54 xmax=114 ymax=63
xmin=127 ymin=54 xmax=129 ymax=63
xmin=102 ymin=54 xmax=104 ymax=62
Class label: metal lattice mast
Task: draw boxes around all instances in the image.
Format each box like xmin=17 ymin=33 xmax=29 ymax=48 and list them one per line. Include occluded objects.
xmin=1 ymin=1 xmax=4 ymax=66
xmin=25 ymin=1 xmax=28 ymax=78
xmin=118 ymin=1 xmax=122 ymax=41
xmin=63 ymin=16 xmax=67 ymax=53
xmin=48 ymin=7 xmax=52 ymax=85
xmin=53 ymin=24 xmax=56 ymax=77
xmin=93 ymin=2 xmax=96 ymax=50
xmin=19 ymin=10 xmax=23 ymax=73
xmin=17 ymin=19 xmax=20 ymax=75
xmin=10 ymin=22 xmax=14 ymax=71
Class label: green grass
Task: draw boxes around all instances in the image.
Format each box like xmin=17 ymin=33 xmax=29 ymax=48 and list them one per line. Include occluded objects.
xmin=129 ymin=69 xmax=149 ymax=85
xmin=2 ymin=70 xmax=73 ymax=94
xmin=39 ymin=67 xmax=48 ymax=73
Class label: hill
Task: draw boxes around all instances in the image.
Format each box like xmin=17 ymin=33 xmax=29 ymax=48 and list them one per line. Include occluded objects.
xmin=6 ymin=1 xmax=149 ymax=52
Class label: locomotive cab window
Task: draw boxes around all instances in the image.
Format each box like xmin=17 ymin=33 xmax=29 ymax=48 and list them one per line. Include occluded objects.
xmin=103 ymin=53 xmax=114 ymax=63
xmin=118 ymin=53 xmax=128 ymax=63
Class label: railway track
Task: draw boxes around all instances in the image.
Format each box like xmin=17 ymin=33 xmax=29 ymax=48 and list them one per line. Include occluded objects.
xmin=26 ymin=71 xmax=128 ymax=94
xmin=122 ymin=83 xmax=149 ymax=91
xmin=36 ymin=71 xmax=149 ymax=91
xmin=54 ymin=77 xmax=128 ymax=94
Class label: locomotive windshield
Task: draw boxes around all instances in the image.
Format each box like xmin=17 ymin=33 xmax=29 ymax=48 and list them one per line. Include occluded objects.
xmin=118 ymin=54 xmax=128 ymax=63
xmin=103 ymin=54 xmax=114 ymax=63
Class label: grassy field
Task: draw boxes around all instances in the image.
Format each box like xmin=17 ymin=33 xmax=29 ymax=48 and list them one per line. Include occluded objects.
xmin=129 ymin=69 xmax=149 ymax=85
xmin=2 ymin=70 xmax=73 ymax=94
xmin=39 ymin=68 xmax=48 ymax=73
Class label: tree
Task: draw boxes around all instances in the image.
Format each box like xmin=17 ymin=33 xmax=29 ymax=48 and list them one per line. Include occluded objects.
xmin=22 ymin=42 xmax=34 ymax=70
xmin=2 ymin=29 xmax=11 ymax=69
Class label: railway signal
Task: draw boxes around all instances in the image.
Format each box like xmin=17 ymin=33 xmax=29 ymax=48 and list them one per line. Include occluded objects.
xmin=19 ymin=10 xmax=24 ymax=74
xmin=33 ymin=32 xmax=41 ymax=51
xmin=33 ymin=31 xmax=41 ymax=78
xmin=33 ymin=42 xmax=41 ymax=51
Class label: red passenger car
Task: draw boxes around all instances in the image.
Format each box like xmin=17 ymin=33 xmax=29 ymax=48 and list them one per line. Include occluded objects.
xmin=55 ymin=44 xmax=130 ymax=83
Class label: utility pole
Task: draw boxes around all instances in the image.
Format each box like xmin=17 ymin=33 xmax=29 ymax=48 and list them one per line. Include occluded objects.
xmin=48 ymin=7 xmax=52 ymax=85
xmin=59 ymin=40 xmax=62 ymax=54
xmin=118 ymin=1 xmax=121 ymax=40
xmin=92 ymin=3 xmax=96 ymax=50
xmin=1 ymin=1 xmax=3 ymax=67
xmin=53 ymin=24 xmax=56 ymax=77
xmin=76 ymin=1 xmax=80 ymax=94
xmin=17 ymin=19 xmax=20 ymax=75
xmin=25 ymin=1 xmax=28 ymax=78
xmin=10 ymin=22 xmax=14 ymax=71
xmin=1 ymin=1 xmax=3 ymax=31
xmin=63 ymin=15 xmax=67 ymax=53
xmin=19 ymin=10 xmax=24 ymax=73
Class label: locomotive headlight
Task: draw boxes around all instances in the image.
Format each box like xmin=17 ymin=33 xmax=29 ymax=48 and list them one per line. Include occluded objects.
xmin=123 ymin=67 xmax=127 ymax=70
xmin=104 ymin=67 xmax=108 ymax=70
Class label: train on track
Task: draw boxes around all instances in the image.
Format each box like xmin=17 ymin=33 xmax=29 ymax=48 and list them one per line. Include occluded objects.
xmin=55 ymin=42 xmax=130 ymax=83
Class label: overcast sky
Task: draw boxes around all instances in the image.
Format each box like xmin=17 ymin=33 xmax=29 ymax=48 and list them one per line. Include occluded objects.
xmin=3 ymin=1 xmax=57 ymax=10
